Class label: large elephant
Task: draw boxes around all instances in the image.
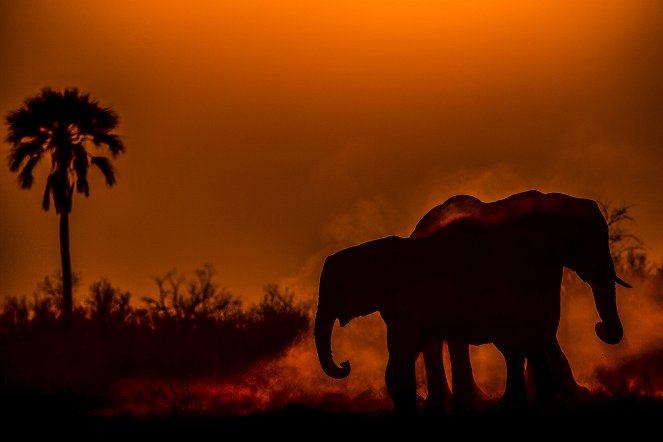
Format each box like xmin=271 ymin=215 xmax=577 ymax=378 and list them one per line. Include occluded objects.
xmin=410 ymin=191 xmax=630 ymax=407
xmin=315 ymin=197 xmax=627 ymax=413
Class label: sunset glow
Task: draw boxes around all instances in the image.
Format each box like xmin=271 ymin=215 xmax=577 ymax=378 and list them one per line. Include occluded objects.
xmin=1 ymin=0 xmax=662 ymax=424
xmin=2 ymin=0 xmax=661 ymax=300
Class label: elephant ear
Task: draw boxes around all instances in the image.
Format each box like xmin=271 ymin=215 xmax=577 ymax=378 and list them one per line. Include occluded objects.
xmin=353 ymin=265 xmax=365 ymax=292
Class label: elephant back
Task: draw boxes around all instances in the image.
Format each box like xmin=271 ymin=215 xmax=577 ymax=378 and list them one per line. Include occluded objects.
xmin=411 ymin=190 xmax=601 ymax=239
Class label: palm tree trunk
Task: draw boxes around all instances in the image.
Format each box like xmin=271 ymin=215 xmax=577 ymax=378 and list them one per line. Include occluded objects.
xmin=59 ymin=210 xmax=73 ymax=325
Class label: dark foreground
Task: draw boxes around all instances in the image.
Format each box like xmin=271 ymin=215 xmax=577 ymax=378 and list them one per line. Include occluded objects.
xmin=2 ymin=396 xmax=661 ymax=438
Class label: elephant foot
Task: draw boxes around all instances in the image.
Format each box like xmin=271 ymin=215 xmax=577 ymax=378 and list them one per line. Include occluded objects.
xmin=452 ymin=383 xmax=494 ymax=414
xmin=470 ymin=386 xmax=493 ymax=411
xmin=452 ymin=397 xmax=473 ymax=415
xmin=393 ymin=403 xmax=419 ymax=419
xmin=423 ymin=393 xmax=452 ymax=414
xmin=574 ymin=384 xmax=591 ymax=399
xmin=559 ymin=384 xmax=592 ymax=407
xmin=497 ymin=391 xmax=528 ymax=412
xmin=452 ymin=391 xmax=493 ymax=414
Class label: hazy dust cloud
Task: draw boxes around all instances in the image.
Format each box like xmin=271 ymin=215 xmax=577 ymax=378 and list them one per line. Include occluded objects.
xmin=99 ymin=270 xmax=663 ymax=417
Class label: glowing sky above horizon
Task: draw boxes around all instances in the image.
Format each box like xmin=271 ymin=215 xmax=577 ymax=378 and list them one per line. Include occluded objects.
xmin=1 ymin=0 xmax=662 ymax=302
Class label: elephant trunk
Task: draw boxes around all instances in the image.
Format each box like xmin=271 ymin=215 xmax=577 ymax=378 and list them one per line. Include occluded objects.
xmin=314 ymin=306 xmax=351 ymax=379
xmin=593 ymin=282 xmax=623 ymax=345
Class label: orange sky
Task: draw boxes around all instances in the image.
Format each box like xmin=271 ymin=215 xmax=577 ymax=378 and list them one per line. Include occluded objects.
xmin=1 ymin=0 xmax=662 ymax=302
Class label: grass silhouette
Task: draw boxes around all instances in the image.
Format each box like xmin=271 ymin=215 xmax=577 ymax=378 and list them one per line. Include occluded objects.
xmin=0 ymin=265 xmax=310 ymax=416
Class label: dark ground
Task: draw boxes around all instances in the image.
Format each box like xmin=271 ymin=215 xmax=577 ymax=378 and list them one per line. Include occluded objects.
xmin=1 ymin=393 xmax=660 ymax=438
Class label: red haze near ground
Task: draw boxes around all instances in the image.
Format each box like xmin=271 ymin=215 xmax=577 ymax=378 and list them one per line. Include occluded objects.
xmin=104 ymin=269 xmax=663 ymax=417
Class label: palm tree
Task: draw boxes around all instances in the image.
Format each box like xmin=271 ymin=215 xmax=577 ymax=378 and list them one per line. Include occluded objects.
xmin=5 ymin=87 xmax=125 ymax=324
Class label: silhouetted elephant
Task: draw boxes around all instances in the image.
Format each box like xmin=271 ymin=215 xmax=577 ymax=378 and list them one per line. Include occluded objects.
xmin=409 ymin=191 xmax=630 ymax=407
xmin=315 ymin=205 xmax=626 ymax=413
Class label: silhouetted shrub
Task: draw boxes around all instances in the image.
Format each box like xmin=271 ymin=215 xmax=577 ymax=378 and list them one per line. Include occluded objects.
xmin=0 ymin=265 xmax=310 ymax=403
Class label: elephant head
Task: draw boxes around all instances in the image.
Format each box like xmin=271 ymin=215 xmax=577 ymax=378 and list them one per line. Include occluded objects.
xmin=314 ymin=243 xmax=385 ymax=379
xmin=558 ymin=201 xmax=630 ymax=345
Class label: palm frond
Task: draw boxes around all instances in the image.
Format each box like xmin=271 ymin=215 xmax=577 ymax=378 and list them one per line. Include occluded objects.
xmin=87 ymin=104 xmax=119 ymax=131
xmin=17 ymin=156 xmax=41 ymax=189
xmin=92 ymin=133 xmax=125 ymax=157
xmin=76 ymin=178 xmax=90 ymax=196
xmin=6 ymin=87 xmax=125 ymax=210
xmin=7 ymin=138 xmax=44 ymax=171
xmin=91 ymin=156 xmax=116 ymax=186
xmin=13 ymin=88 xmax=61 ymax=135
xmin=6 ymin=108 xmax=42 ymax=143
xmin=42 ymin=175 xmax=53 ymax=211
xmin=73 ymin=144 xmax=89 ymax=196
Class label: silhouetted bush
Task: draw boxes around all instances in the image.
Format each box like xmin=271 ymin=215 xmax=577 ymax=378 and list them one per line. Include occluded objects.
xmin=0 ymin=265 xmax=310 ymax=400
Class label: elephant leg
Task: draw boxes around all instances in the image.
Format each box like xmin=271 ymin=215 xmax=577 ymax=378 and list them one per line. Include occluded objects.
xmin=527 ymin=352 xmax=556 ymax=405
xmin=448 ymin=341 xmax=485 ymax=411
xmin=422 ymin=336 xmax=451 ymax=410
xmin=546 ymin=338 xmax=589 ymax=400
xmin=386 ymin=357 xmax=418 ymax=415
xmin=386 ymin=327 xmax=422 ymax=415
xmin=496 ymin=345 xmax=527 ymax=408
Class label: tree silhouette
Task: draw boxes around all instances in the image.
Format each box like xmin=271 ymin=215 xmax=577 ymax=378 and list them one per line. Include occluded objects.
xmin=5 ymin=87 xmax=125 ymax=324
xmin=599 ymin=200 xmax=646 ymax=274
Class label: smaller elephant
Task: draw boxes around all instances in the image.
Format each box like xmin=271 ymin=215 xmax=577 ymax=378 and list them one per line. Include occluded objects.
xmin=315 ymin=228 xmax=625 ymax=413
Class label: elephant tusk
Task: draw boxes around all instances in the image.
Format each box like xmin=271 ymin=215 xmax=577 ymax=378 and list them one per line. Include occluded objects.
xmin=615 ymin=276 xmax=632 ymax=289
